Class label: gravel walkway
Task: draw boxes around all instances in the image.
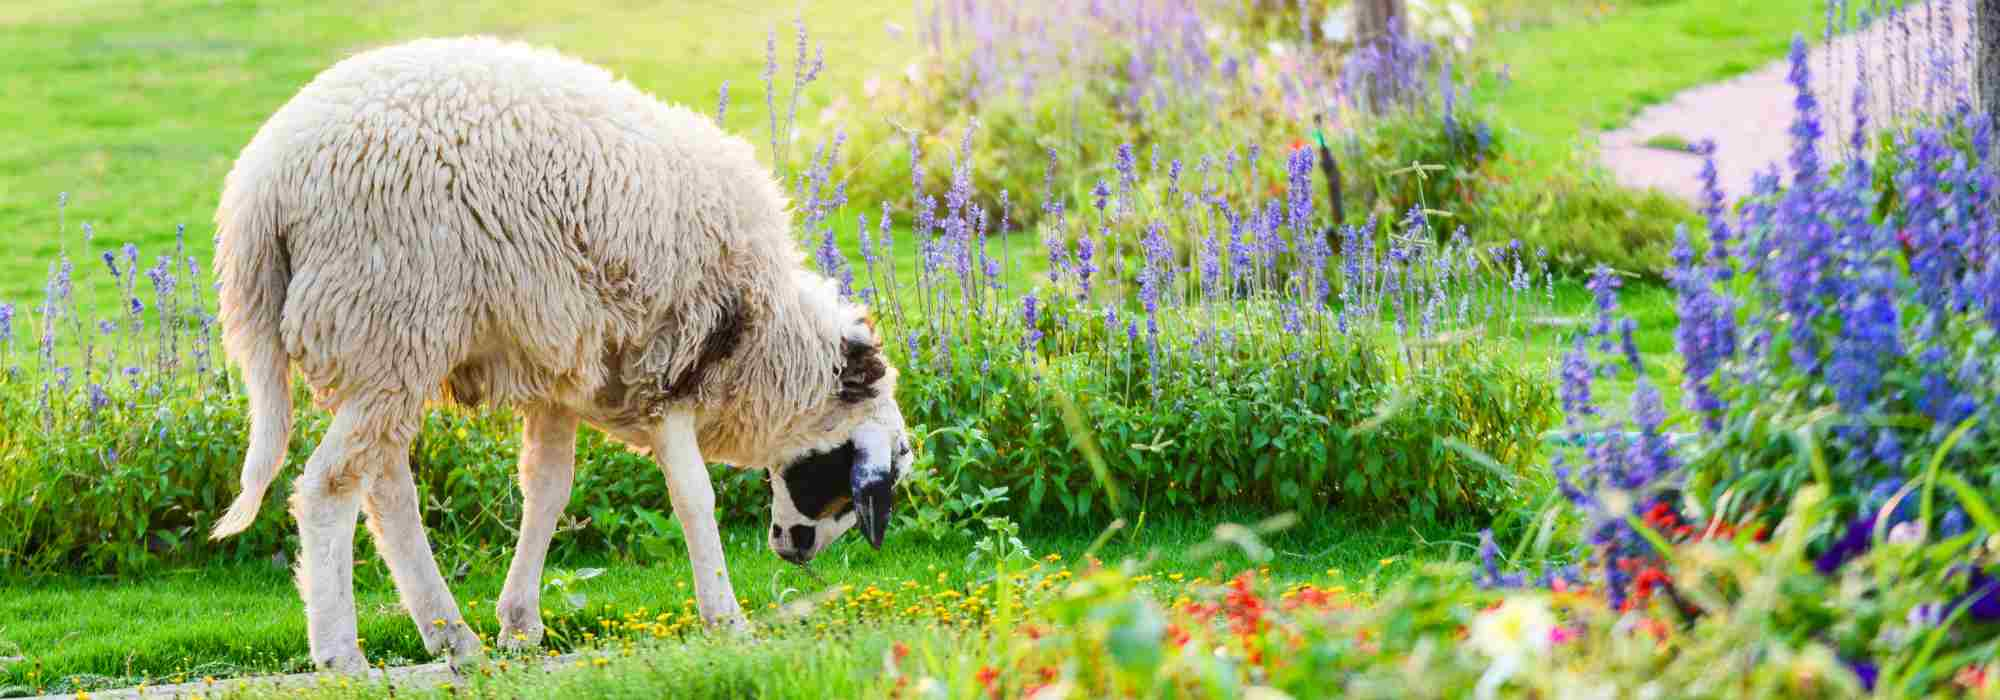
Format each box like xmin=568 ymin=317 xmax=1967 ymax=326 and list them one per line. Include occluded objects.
xmin=13 ymin=653 xmax=589 ymax=699
xmin=1598 ymin=0 xmax=1973 ymax=203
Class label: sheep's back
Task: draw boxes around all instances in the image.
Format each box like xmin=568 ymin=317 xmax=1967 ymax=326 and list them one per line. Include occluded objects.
xmin=221 ymin=36 xmax=796 ymax=410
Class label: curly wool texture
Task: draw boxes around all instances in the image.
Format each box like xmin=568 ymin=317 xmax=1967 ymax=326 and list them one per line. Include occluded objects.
xmin=211 ymin=36 xmax=889 ymax=530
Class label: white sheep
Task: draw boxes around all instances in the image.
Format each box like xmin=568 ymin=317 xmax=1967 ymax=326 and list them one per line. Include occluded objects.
xmin=205 ymin=36 xmax=912 ymax=672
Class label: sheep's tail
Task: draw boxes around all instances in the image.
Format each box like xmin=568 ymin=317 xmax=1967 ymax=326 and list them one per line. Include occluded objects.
xmin=209 ymin=187 xmax=294 ymax=541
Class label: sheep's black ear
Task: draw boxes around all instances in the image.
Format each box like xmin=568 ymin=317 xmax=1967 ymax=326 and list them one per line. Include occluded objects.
xmin=836 ymin=332 xmax=887 ymax=404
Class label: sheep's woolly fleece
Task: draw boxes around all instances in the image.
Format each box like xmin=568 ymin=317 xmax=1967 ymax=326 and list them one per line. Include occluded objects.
xmin=211 ymin=36 xmax=891 ymax=520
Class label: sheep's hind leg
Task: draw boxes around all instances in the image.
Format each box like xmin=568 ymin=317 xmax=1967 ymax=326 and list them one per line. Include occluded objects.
xmin=290 ymin=402 xmax=386 ymax=674
xmin=496 ymin=404 xmax=579 ymax=651
xmin=653 ymin=412 xmax=747 ymax=630
xmin=363 ymin=436 xmax=483 ymax=669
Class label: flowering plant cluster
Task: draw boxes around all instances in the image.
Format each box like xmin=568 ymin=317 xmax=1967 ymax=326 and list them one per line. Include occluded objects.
xmin=1464 ymin=31 xmax=2000 ymax=697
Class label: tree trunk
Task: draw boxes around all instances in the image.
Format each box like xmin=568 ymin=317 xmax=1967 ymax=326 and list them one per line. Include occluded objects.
xmin=1351 ymin=0 xmax=1408 ymax=112
xmin=1980 ymin=0 xmax=2000 ymax=129
xmin=1353 ymin=0 xmax=1406 ymax=47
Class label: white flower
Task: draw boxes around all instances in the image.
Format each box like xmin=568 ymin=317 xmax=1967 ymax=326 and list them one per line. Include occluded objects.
xmin=1318 ymin=6 xmax=1352 ymax=44
xmin=1889 ymin=520 xmax=1922 ymax=544
xmin=1469 ymin=596 xmax=1557 ymax=660
xmin=1243 ymin=687 xmax=1295 ymax=700
xmin=1470 ymin=597 xmax=1558 ymax=700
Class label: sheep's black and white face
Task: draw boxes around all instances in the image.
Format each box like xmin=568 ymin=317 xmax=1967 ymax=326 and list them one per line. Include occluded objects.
xmin=766 ymin=318 xmax=910 ymax=565
xmin=766 ymin=417 xmax=912 ymax=564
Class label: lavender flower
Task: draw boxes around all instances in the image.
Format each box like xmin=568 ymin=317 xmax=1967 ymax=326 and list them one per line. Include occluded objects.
xmin=1076 ymin=230 xmax=1098 ymax=298
xmin=1476 ymin=529 xmax=1527 ymax=588
xmin=1021 ymin=291 xmax=1042 ymax=351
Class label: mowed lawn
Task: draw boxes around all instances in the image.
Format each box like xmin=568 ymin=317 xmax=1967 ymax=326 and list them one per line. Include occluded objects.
xmin=0 ymin=0 xmax=919 ymax=310
xmin=1465 ymin=0 xmax=1827 ymax=179
xmin=0 ymin=509 xmax=1473 ymax=691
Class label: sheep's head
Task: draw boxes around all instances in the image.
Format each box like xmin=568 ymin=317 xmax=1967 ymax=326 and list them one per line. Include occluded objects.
xmin=765 ymin=315 xmax=910 ymax=565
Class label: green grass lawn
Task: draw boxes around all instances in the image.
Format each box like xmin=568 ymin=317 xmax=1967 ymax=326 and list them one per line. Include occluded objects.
xmin=0 ymin=508 xmax=1476 ymax=695
xmin=0 ymin=0 xmax=918 ymax=311
xmin=1465 ymin=0 xmax=1828 ymax=179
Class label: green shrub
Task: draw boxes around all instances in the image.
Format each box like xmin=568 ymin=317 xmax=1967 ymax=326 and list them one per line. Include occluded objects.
xmin=0 ymin=372 xmax=778 ymax=576
xmin=0 ymin=294 xmax=1558 ymax=576
xmin=1468 ymin=163 xmax=1694 ymax=277
xmin=1337 ymin=101 xmax=1501 ymax=229
xmin=891 ymin=297 xmax=1559 ymax=527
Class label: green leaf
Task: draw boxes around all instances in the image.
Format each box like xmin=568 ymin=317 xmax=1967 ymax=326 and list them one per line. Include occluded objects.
xmin=1937 ymin=473 xmax=2000 ymax=534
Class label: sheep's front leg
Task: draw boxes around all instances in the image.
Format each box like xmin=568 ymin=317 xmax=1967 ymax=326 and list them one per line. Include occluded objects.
xmin=653 ymin=413 xmax=746 ymax=629
xmin=496 ymin=405 xmax=579 ymax=650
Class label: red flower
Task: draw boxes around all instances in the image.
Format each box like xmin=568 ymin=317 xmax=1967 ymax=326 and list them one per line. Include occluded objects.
xmin=1636 ymin=617 xmax=1670 ymax=641
xmin=976 ymin=665 xmax=999 ymax=690
xmin=1166 ymin=622 xmax=1192 ymax=648
xmin=1956 ymin=664 xmax=1990 ymax=690
xmin=1223 ymin=572 xmax=1268 ymax=636
xmin=1633 ymin=567 xmax=1670 ymax=600
xmin=1183 ymin=600 xmax=1220 ymax=622
xmin=1282 ymin=585 xmax=1339 ymax=611
xmin=893 ymin=642 xmax=911 ymax=662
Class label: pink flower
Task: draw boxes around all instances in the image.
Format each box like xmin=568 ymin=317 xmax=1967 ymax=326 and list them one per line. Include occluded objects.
xmin=1549 ymin=626 xmax=1579 ymax=646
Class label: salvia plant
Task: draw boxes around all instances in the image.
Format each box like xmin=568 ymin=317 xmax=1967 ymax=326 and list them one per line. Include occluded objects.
xmin=1480 ymin=26 xmax=1998 ymax=695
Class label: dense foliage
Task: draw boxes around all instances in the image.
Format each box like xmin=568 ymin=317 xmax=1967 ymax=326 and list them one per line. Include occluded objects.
xmin=814 ymin=0 xmax=1685 ymax=278
xmin=0 ymin=60 xmax=1571 ymax=573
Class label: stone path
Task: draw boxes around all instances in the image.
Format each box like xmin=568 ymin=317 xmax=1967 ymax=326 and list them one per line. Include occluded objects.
xmin=1598 ymin=0 xmax=1973 ymax=203
xmin=12 ymin=653 xmax=590 ymax=699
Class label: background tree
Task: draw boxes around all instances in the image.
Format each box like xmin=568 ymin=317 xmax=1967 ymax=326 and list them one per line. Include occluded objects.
xmin=1353 ymin=0 xmax=1406 ymax=44
xmin=1981 ymin=0 xmax=2000 ymax=129
xmin=1351 ymin=0 xmax=1408 ymax=112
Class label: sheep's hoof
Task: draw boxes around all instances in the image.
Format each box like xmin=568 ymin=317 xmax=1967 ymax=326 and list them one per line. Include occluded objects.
xmin=444 ymin=648 xmax=490 ymax=676
xmin=712 ymin=613 xmax=753 ymax=639
xmin=316 ymin=648 xmax=370 ymax=675
xmin=425 ymin=622 xmax=483 ymax=659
